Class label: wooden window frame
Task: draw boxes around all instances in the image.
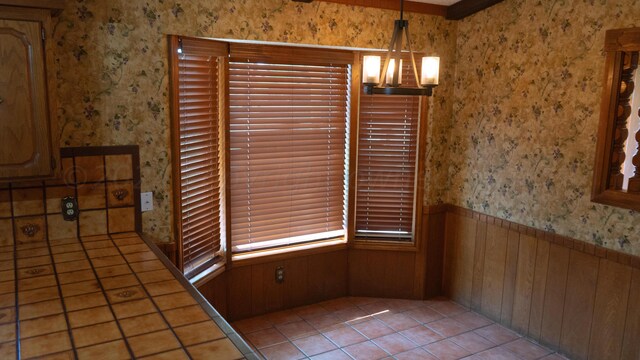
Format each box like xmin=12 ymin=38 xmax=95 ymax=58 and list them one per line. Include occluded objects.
xmin=592 ymin=27 xmax=640 ymax=212
xmin=347 ymin=51 xmax=427 ymax=252
xmin=169 ymin=39 xmax=430 ymax=269
xmin=168 ymin=35 xmax=230 ymax=280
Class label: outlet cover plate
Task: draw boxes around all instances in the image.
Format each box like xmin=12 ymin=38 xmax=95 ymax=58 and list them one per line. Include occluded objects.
xmin=141 ymin=192 xmax=153 ymax=212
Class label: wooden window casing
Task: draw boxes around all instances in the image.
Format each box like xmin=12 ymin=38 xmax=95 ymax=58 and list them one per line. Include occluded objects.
xmin=169 ymin=36 xmax=228 ymax=278
xmin=352 ymin=54 xmax=427 ymax=245
xmin=592 ymin=27 xmax=640 ymax=211
xmin=228 ymin=44 xmax=354 ymax=253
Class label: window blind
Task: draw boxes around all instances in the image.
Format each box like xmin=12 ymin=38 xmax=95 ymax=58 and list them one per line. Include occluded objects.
xmin=170 ymin=36 xmax=226 ymax=277
xmin=355 ymin=58 xmax=421 ymax=241
xmin=228 ymin=47 xmax=351 ymax=253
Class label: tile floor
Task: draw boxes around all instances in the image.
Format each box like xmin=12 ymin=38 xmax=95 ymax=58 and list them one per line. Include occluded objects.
xmin=233 ymin=297 xmax=570 ymax=360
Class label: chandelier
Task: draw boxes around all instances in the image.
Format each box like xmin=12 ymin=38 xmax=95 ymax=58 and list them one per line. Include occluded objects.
xmin=362 ymin=0 xmax=440 ymax=96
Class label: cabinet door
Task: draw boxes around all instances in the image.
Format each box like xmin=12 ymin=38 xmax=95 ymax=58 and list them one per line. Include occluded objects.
xmin=0 ymin=18 xmax=53 ymax=179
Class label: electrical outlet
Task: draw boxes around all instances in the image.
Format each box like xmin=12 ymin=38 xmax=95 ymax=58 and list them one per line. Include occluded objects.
xmin=141 ymin=192 xmax=153 ymax=212
xmin=275 ymin=266 xmax=284 ymax=283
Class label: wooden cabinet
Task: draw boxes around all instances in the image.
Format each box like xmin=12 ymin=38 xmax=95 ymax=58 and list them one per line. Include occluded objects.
xmin=0 ymin=2 xmax=63 ymax=181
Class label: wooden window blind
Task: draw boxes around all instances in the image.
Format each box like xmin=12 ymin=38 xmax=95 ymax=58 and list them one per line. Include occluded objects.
xmin=169 ymin=36 xmax=227 ymax=277
xmin=355 ymin=57 xmax=421 ymax=241
xmin=228 ymin=45 xmax=351 ymax=253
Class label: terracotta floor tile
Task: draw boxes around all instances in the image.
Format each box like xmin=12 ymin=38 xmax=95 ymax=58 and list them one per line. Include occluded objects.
xmin=309 ymin=348 xmax=352 ymax=360
xmin=119 ymin=312 xmax=167 ymax=337
xmin=352 ymin=319 xmax=395 ymax=339
xmin=423 ymin=339 xmax=472 ymax=360
xmin=348 ymin=296 xmax=379 ymax=307
xmin=265 ymin=310 xmax=302 ymax=326
xmin=426 ymin=317 xmax=471 ymax=337
xmin=143 ymin=349 xmax=190 ymax=360
xmin=233 ymin=316 xmax=273 ymax=334
xmin=359 ymin=301 xmax=393 ymax=315
xmin=376 ymin=312 xmax=421 ymax=331
xmin=372 ymin=333 xmax=417 ymax=355
xmin=319 ymin=297 xmax=356 ymax=312
xmin=292 ymin=333 xmax=337 ymax=357
xmin=20 ymin=331 xmax=72 ymax=359
xmin=324 ymin=325 xmax=367 ymax=347
xmin=76 ymin=339 xmax=130 ymax=360
xmin=245 ymin=327 xmax=288 ymax=349
xmin=334 ymin=306 xmax=368 ymax=324
xmin=394 ymin=347 xmax=439 ymax=360
xmin=450 ymin=332 xmax=495 ymax=353
xmin=68 ymin=306 xmax=114 ymax=328
xmin=276 ymin=320 xmax=318 ymax=340
xmin=292 ymin=304 xmax=329 ymax=320
xmin=72 ymin=321 xmax=122 ymax=348
xmin=451 ymin=311 xmax=493 ymax=330
xmin=344 ymin=340 xmax=389 ymax=360
xmin=259 ymin=341 xmax=305 ymax=360
xmin=174 ymin=321 xmax=225 ymax=346
xmin=474 ymin=324 xmax=520 ymax=345
xmin=162 ymin=304 xmax=209 ymax=328
xmin=405 ymin=306 xmax=445 ymax=324
xmin=20 ymin=313 xmax=68 ymax=338
xmin=399 ymin=325 xmax=443 ymax=346
xmin=187 ymin=338 xmax=243 ymax=360
xmin=540 ymin=354 xmax=570 ymax=360
xmin=306 ymin=313 xmax=345 ymax=331
xmin=467 ymin=346 xmax=520 ymax=360
xmin=428 ymin=300 xmax=468 ymax=317
xmin=128 ymin=329 xmax=181 ymax=357
xmin=500 ymin=338 xmax=552 ymax=359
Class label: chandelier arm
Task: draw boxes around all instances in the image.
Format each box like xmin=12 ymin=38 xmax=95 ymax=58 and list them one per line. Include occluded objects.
xmin=378 ymin=19 xmax=402 ymax=87
xmin=403 ymin=22 xmax=423 ymax=88
xmin=391 ymin=22 xmax=405 ymax=87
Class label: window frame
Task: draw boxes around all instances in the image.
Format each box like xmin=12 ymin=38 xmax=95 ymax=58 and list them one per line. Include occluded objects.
xmin=169 ymin=40 xmax=430 ymax=275
xmin=592 ymin=27 xmax=640 ymax=212
xmin=168 ymin=35 xmax=230 ymax=281
xmin=349 ymin=52 xmax=427 ymax=250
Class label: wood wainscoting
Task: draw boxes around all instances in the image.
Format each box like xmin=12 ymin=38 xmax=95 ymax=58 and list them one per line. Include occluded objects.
xmin=442 ymin=205 xmax=640 ymax=360
xmin=198 ymin=249 xmax=349 ymax=321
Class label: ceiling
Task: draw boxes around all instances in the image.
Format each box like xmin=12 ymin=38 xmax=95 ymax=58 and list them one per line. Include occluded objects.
xmin=409 ymin=0 xmax=459 ymax=5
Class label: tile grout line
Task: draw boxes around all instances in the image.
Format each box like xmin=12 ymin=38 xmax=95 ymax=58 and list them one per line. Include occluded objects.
xmin=105 ymin=233 xmax=197 ymax=359
xmin=70 ymin=156 xmax=137 ymax=359
xmin=33 ymin=183 xmax=80 ymax=359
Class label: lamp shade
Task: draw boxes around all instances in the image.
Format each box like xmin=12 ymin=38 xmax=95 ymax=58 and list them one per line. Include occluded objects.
xmin=386 ymin=59 xmax=403 ymax=85
xmin=363 ymin=55 xmax=381 ymax=84
xmin=420 ymin=57 xmax=439 ymax=86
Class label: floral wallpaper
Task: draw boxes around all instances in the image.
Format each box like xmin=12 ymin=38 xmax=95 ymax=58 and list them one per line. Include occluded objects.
xmin=52 ymin=0 xmax=457 ymax=242
xmin=448 ymin=0 xmax=640 ymax=255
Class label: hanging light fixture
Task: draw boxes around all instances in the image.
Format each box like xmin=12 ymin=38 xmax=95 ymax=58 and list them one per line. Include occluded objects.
xmin=362 ymin=0 xmax=440 ymax=96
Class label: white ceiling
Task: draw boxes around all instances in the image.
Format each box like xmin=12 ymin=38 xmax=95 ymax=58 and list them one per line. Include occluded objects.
xmin=409 ymin=0 xmax=460 ymax=5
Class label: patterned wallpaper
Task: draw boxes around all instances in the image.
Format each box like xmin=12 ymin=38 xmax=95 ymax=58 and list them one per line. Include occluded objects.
xmin=52 ymin=0 xmax=457 ymax=241
xmin=448 ymin=0 xmax=640 ymax=255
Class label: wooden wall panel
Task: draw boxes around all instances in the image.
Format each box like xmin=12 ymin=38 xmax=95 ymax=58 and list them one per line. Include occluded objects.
xmin=527 ymin=238 xmax=549 ymax=341
xmin=539 ymin=244 xmax=570 ymax=348
xmin=480 ymin=223 xmax=509 ymax=321
xmin=511 ymin=234 xmax=537 ymax=334
xmin=470 ymin=220 xmax=487 ymax=311
xmin=447 ymin=214 xmax=478 ymax=307
xmin=225 ymin=249 xmax=348 ymax=321
xmin=348 ymin=249 xmax=416 ymax=299
xmin=500 ymin=229 xmax=519 ymax=326
xmin=443 ymin=206 xmax=640 ymax=360
xmin=196 ymin=270 xmax=228 ymax=318
xmin=589 ymin=259 xmax=632 ymax=360
xmin=622 ymin=268 xmax=640 ymax=359
xmin=559 ymin=251 xmax=599 ymax=360
xmin=424 ymin=211 xmax=446 ymax=298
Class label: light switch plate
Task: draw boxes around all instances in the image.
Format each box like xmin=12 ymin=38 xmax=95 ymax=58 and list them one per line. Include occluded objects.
xmin=141 ymin=192 xmax=153 ymax=212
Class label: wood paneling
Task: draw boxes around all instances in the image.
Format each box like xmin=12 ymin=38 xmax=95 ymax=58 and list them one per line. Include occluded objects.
xmin=511 ymin=234 xmax=537 ymax=334
xmin=443 ymin=205 xmax=640 ymax=360
xmin=424 ymin=210 xmax=446 ymax=298
xmin=480 ymin=223 xmax=508 ymax=321
xmin=446 ymin=0 xmax=504 ymax=20
xmin=559 ymin=251 xmax=598 ymax=360
xmin=349 ymin=249 xmax=416 ymax=299
xmin=622 ymin=268 xmax=640 ymax=359
xmin=311 ymin=0 xmax=448 ymax=16
xmin=539 ymin=244 xmax=570 ymax=348
xmin=589 ymin=259 xmax=632 ymax=360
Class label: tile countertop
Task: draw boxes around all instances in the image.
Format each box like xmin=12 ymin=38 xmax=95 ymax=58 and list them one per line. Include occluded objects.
xmin=0 ymin=231 xmax=258 ymax=359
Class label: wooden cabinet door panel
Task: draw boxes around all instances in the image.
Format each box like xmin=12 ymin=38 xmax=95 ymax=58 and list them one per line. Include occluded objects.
xmin=0 ymin=18 xmax=52 ymax=178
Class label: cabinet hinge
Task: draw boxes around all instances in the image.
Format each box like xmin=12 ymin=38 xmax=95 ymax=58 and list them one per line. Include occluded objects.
xmin=41 ymin=28 xmax=46 ymax=41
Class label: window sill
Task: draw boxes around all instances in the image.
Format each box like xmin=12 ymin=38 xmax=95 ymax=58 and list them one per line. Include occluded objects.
xmin=189 ymin=262 xmax=226 ymax=288
xmin=350 ymin=239 xmax=418 ymax=252
xmin=231 ymin=238 xmax=348 ymax=267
